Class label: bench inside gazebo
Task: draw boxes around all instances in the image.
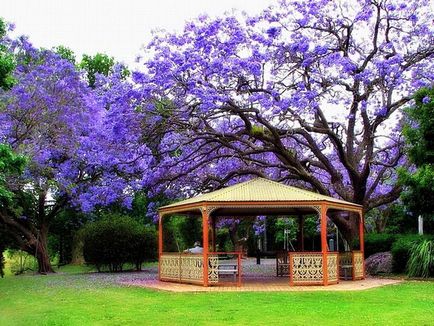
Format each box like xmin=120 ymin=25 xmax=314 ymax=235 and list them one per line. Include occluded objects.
xmin=158 ymin=178 xmax=365 ymax=287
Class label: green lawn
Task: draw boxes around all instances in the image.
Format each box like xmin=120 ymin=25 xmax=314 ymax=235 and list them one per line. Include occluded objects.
xmin=1 ymin=269 xmax=434 ymax=326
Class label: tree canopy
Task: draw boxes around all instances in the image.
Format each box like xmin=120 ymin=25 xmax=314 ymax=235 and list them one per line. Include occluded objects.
xmin=1 ymin=0 xmax=434 ymax=269
xmin=0 ymin=19 xmax=15 ymax=90
xmin=0 ymin=29 xmax=151 ymax=272
xmin=135 ymin=0 xmax=434 ymax=240
xmin=79 ymin=53 xmax=115 ymax=88
xmin=400 ymin=87 xmax=434 ymax=218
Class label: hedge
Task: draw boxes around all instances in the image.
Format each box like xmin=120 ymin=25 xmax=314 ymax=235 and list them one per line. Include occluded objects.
xmin=82 ymin=216 xmax=156 ymax=272
xmin=364 ymin=233 xmax=396 ymax=258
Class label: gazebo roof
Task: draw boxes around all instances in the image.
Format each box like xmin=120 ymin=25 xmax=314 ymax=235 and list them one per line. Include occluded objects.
xmin=159 ymin=177 xmax=361 ymax=212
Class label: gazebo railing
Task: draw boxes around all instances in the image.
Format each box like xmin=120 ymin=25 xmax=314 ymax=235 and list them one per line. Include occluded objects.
xmin=327 ymin=252 xmax=339 ymax=283
xmin=160 ymin=251 xmax=362 ymax=286
xmin=160 ymin=253 xmax=204 ymax=284
xmin=353 ymin=251 xmax=364 ymax=279
xmin=339 ymin=251 xmax=365 ymax=280
xmin=159 ymin=252 xmax=242 ymax=286
xmin=289 ymin=252 xmax=339 ymax=285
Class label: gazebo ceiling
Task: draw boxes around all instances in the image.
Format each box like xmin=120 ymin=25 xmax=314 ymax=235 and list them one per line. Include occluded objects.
xmin=159 ymin=178 xmax=361 ymax=214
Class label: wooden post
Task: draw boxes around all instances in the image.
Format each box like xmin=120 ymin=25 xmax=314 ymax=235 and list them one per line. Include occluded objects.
xmin=158 ymin=212 xmax=163 ymax=281
xmin=359 ymin=209 xmax=365 ymax=279
xmin=320 ymin=204 xmax=329 ymax=286
xmin=359 ymin=210 xmax=365 ymax=253
xmin=202 ymin=207 xmax=209 ymax=287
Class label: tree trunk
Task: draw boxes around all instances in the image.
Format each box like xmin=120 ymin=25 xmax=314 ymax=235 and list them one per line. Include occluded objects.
xmin=0 ymin=194 xmax=69 ymax=274
xmin=228 ymin=224 xmax=239 ymax=250
xmin=36 ymin=245 xmax=54 ymax=274
xmin=34 ymin=229 xmax=54 ymax=274
xmin=58 ymin=235 xmax=64 ymax=266
xmin=0 ymin=251 xmax=5 ymax=278
xmin=71 ymin=232 xmax=85 ymax=265
xmin=329 ymin=212 xmax=361 ymax=249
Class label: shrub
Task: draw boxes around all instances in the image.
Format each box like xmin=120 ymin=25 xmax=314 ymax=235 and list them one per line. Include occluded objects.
xmin=0 ymin=228 xmax=10 ymax=277
xmin=364 ymin=233 xmax=396 ymax=258
xmin=5 ymin=250 xmax=37 ymax=275
xmin=82 ymin=216 xmax=156 ymax=272
xmin=407 ymin=240 xmax=434 ymax=278
xmin=391 ymin=235 xmax=426 ymax=273
xmin=131 ymin=225 xmax=157 ymax=270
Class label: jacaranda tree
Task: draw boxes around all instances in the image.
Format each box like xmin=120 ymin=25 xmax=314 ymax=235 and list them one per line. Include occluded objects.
xmin=0 ymin=33 xmax=151 ymax=273
xmin=137 ymin=0 xmax=434 ymax=242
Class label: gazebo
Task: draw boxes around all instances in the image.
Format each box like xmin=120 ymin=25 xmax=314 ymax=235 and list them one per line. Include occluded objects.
xmin=158 ymin=178 xmax=365 ymax=287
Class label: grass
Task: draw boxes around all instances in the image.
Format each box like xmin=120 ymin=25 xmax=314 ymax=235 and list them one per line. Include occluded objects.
xmin=1 ymin=268 xmax=434 ymax=325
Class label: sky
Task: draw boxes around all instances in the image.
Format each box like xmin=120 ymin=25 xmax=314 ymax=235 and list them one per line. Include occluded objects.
xmin=2 ymin=0 xmax=272 ymax=66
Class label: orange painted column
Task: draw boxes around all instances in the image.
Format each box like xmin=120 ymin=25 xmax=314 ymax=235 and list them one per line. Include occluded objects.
xmin=320 ymin=204 xmax=329 ymax=286
xmin=359 ymin=209 xmax=365 ymax=279
xmin=359 ymin=209 xmax=365 ymax=253
xmin=202 ymin=207 xmax=209 ymax=287
xmin=158 ymin=212 xmax=163 ymax=281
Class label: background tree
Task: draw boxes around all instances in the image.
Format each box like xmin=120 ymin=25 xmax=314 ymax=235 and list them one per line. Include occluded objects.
xmin=137 ymin=0 xmax=434 ymax=243
xmin=0 ymin=35 xmax=151 ymax=273
xmin=54 ymin=45 xmax=76 ymax=64
xmin=0 ymin=18 xmax=15 ymax=90
xmin=0 ymin=46 xmax=95 ymax=273
xmin=0 ymin=238 xmax=4 ymax=277
xmin=0 ymin=145 xmax=26 ymax=277
xmin=48 ymin=208 xmax=88 ymax=266
xmin=399 ymin=88 xmax=434 ymax=229
xmin=365 ymin=203 xmax=417 ymax=234
xmin=79 ymin=53 xmax=115 ymax=88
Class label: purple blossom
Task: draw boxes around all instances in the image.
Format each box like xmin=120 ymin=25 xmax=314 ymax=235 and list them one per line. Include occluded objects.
xmin=253 ymin=216 xmax=266 ymax=235
xmin=133 ymin=0 xmax=433 ymax=220
xmin=8 ymin=22 xmax=16 ymax=31
xmin=266 ymin=27 xmax=281 ymax=38
xmin=0 ymin=39 xmax=152 ymax=214
xmin=2 ymin=0 xmax=431 ymax=233
xmin=409 ymin=14 xmax=418 ymax=25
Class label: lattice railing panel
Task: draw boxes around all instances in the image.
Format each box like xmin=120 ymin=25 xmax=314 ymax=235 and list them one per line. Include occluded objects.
xmin=160 ymin=253 xmax=241 ymax=286
xmin=353 ymin=251 xmax=364 ymax=279
xmin=180 ymin=255 xmax=204 ymax=283
xmin=327 ymin=253 xmax=338 ymax=283
xmin=160 ymin=254 xmax=181 ymax=281
xmin=160 ymin=254 xmax=204 ymax=283
xmin=208 ymin=255 xmax=219 ymax=284
xmin=291 ymin=253 xmax=324 ymax=284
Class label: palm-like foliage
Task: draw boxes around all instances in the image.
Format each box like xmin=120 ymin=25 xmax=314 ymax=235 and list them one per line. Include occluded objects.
xmin=407 ymin=240 xmax=434 ymax=278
